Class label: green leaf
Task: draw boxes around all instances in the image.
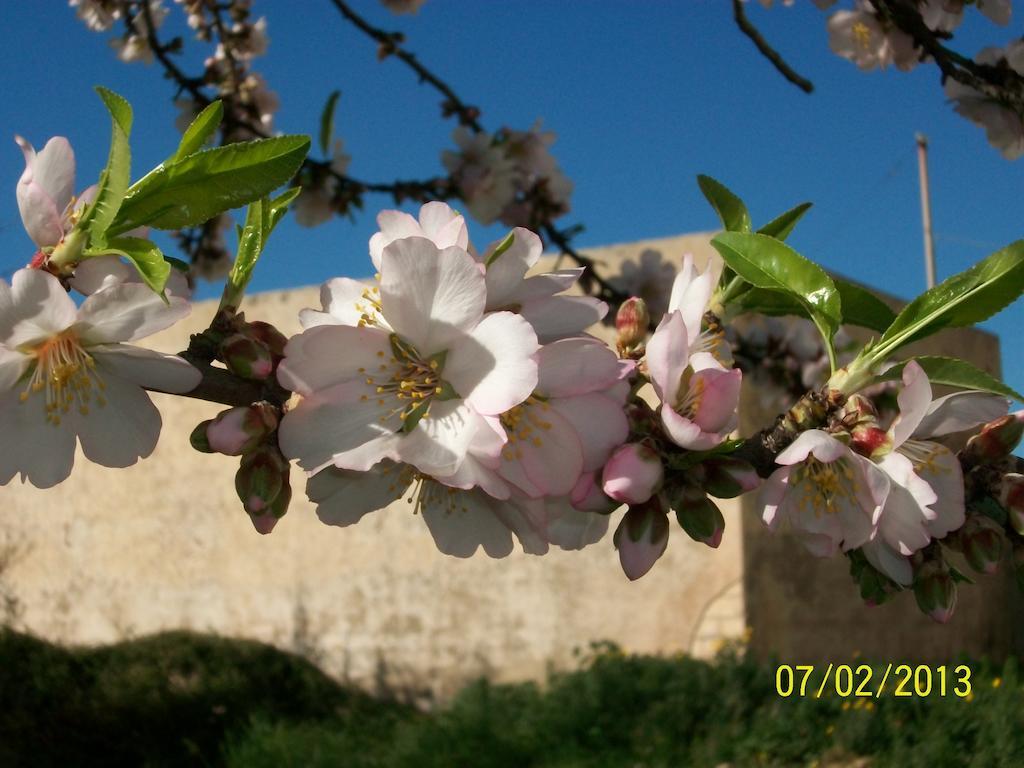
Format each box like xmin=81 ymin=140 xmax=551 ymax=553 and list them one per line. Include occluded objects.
xmin=834 ymin=278 xmax=897 ymax=333
xmin=875 ymin=241 xmax=1024 ymax=359
xmin=319 ymin=90 xmax=341 ymax=156
xmin=172 ymin=100 xmax=223 ymax=162
xmin=731 ymin=279 xmax=895 ymax=333
xmin=876 ymin=356 xmax=1023 ymax=402
xmin=90 ymin=236 xmax=172 ymax=296
xmin=81 ymin=87 xmax=133 ymax=246
xmin=757 ymin=202 xmax=812 ymax=241
xmin=109 ymin=135 xmax=311 ymax=235
xmin=267 ymin=187 xmax=301 ymax=234
xmin=697 ymin=175 xmax=751 ymax=233
xmin=711 ymin=231 xmax=841 ymax=351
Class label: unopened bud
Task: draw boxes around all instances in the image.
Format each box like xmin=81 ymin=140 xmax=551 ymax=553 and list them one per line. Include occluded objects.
xmin=960 ymin=515 xmax=1005 ymax=575
xmin=615 ymin=297 xmax=649 ymax=355
xmin=602 ymin=443 xmax=663 ymax=505
xmin=913 ymin=558 xmax=958 ymax=624
xmin=207 ymin=404 xmax=279 ymax=456
xmin=1001 ymin=473 xmax=1024 ymax=535
xmin=964 ymin=412 xmax=1024 ymax=463
xmin=245 ymin=321 xmax=288 ymax=360
xmin=190 ymin=420 xmax=215 ymax=453
xmin=220 ymin=333 xmax=274 ymax=380
xmin=612 ymin=499 xmax=670 ymax=581
xmin=249 ymin=473 xmax=291 ymax=535
xmin=669 ymin=483 xmax=725 ymax=548
xmin=698 ymin=457 xmax=760 ymax=499
xmin=235 ymin=446 xmax=289 ymax=516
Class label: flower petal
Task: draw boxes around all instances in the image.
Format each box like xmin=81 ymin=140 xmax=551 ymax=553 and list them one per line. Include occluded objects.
xmin=444 ymin=311 xmax=538 ymax=416
xmin=75 ymin=284 xmax=191 ymax=345
xmin=690 ymin=365 xmax=741 ymax=435
xmin=645 ymin=311 xmax=689 ymax=404
xmin=92 ymin=344 xmax=201 ymax=394
xmin=397 ymin=399 xmax=482 ymax=477
xmin=484 ymin=227 xmax=542 ymax=309
xmin=307 ymin=463 xmax=407 ymax=527
xmin=0 ymin=386 xmax=77 ymax=488
xmin=418 ymin=201 xmax=469 ymax=251
xmin=299 ymin=276 xmax=377 ymax=329
xmin=775 ymin=429 xmax=847 ymax=466
xmin=667 ymin=253 xmax=715 ymax=345
xmin=420 ymin=485 xmax=514 ymax=558
xmin=74 ymin=372 xmax=162 ymax=468
xmin=0 ymin=347 xmax=30 ymax=392
xmin=915 ymin=391 xmax=1009 ymax=438
xmin=536 ymin=337 xmax=624 ymax=398
xmin=913 ymin=443 xmax=965 ymax=539
xmin=539 ymin=496 xmax=610 ymax=550
xmin=22 ymin=136 xmax=75 ymax=214
xmin=0 ymin=268 xmax=77 ymax=347
xmin=876 ymin=452 xmax=934 ymax=555
xmin=369 ymin=210 xmax=420 ymax=271
xmin=380 ymin=238 xmax=486 ymax=355
xmin=862 ymin=538 xmax=914 ymax=586
xmin=890 ymin=360 xmax=933 ymax=448
xmin=276 ymin=325 xmax=392 ymax=396
xmin=498 ymin=404 xmax=583 ymax=498
xmin=277 ymin=380 xmax=401 ymax=472
xmin=550 ymin=392 xmax=629 ymax=472
xmin=517 ymin=295 xmax=606 ymax=343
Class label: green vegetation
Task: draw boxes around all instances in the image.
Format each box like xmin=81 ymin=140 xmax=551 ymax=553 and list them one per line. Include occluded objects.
xmin=1 ymin=630 xmax=1021 ymax=767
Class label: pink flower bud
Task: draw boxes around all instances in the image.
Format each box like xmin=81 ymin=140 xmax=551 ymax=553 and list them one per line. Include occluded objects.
xmin=960 ymin=515 xmax=1005 ymax=575
xmin=615 ymin=296 xmax=649 ymax=353
xmin=220 ymin=333 xmax=274 ymax=380
xmin=613 ymin=500 xmax=670 ymax=580
xmin=914 ymin=559 xmax=958 ymax=624
xmin=245 ymin=321 xmax=288 ymax=360
xmin=206 ymin=404 xmax=279 ymax=456
xmin=964 ymin=411 xmax=1024 ymax=463
xmin=249 ymin=474 xmax=291 ymax=535
xmin=602 ymin=443 xmax=663 ymax=505
xmin=1001 ymin=473 xmax=1024 ymax=535
xmin=235 ymin=446 xmax=289 ymax=515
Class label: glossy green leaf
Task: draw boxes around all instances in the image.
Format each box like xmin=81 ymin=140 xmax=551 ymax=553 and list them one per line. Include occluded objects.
xmin=711 ymin=231 xmax=841 ymax=345
xmin=697 ymin=175 xmax=751 ymax=233
xmin=109 ymin=135 xmax=311 ymax=235
xmin=81 ymin=87 xmax=133 ymax=246
xmin=757 ymin=202 xmax=812 ymax=241
xmin=876 ymin=356 xmax=1023 ymax=403
xmin=96 ymin=236 xmax=172 ymax=296
xmin=172 ymin=100 xmax=223 ymax=162
xmin=875 ymin=241 xmax=1024 ymax=359
xmin=834 ymin=278 xmax=897 ymax=333
xmin=319 ymin=90 xmax=341 ymax=156
xmin=267 ymin=187 xmax=301 ymax=233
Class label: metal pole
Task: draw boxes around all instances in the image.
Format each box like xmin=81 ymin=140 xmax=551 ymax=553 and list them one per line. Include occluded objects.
xmin=916 ymin=133 xmax=936 ymax=289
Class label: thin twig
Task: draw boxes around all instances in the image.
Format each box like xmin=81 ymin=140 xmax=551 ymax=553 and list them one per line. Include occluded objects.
xmin=732 ymin=0 xmax=814 ymax=94
xmin=327 ymin=0 xmax=483 ymax=131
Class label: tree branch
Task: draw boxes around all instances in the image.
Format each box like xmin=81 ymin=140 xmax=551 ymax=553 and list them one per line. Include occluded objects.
xmin=732 ymin=0 xmax=814 ymax=94
xmin=327 ymin=0 xmax=483 ymax=131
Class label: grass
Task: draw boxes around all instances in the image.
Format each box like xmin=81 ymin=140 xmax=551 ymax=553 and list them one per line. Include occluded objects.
xmin=1 ymin=630 xmax=1022 ymax=767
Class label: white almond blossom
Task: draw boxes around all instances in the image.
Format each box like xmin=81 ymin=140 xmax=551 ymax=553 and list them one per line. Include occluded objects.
xmin=861 ymin=361 xmax=1009 ymax=584
xmin=442 ymin=128 xmax=517 ymax=225
xmin=278 ymin=235 xmax=540 ymax=479
xmin=0 ymin=268 xmax=201 ymax=488
xmin=760 ymin=429 xmax=890 ymax=557
xmin=945 ymin=42 xmax=1024 ymax=160
xmin=826 ymin=2 xmax=918 ymax=72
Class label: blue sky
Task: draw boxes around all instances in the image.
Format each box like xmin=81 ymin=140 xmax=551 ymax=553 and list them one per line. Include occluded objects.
xmin=1 ymin=1 xmax=1021 ymax=400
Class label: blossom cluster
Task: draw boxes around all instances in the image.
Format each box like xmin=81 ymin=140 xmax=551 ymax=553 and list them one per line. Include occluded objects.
xmin=8 ymin=124 xmax=1024 ymax=621
xmin=755 ymin=0 xmax=1022 ymax=159
xmin=442 ymin=124 xmax=574 ymax=229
